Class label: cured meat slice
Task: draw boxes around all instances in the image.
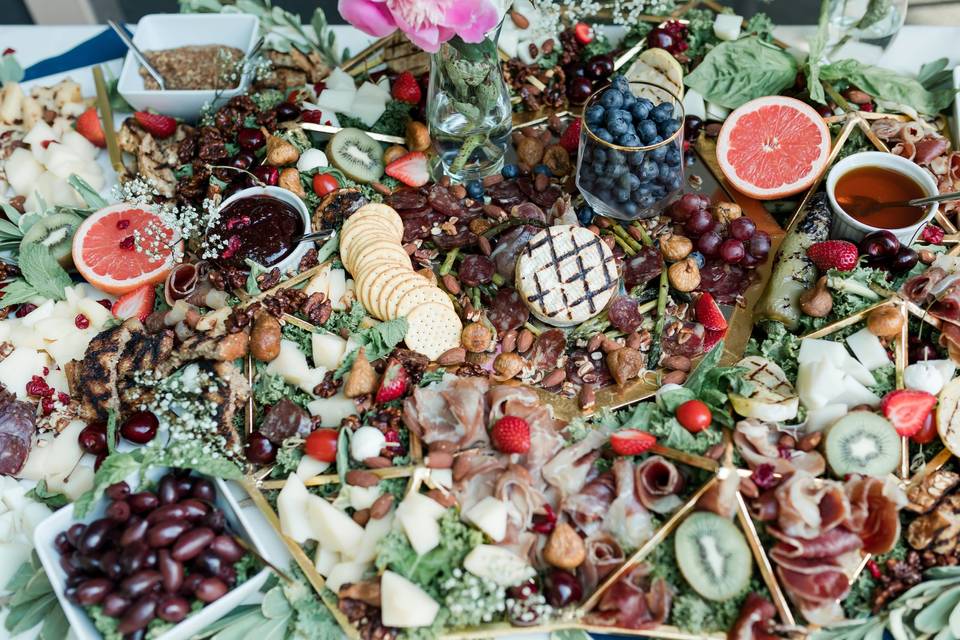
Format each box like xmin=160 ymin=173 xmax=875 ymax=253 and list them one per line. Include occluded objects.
xmin=729 ymin=593 xmax=779 ymax=640
xmin=734 ymin=419 xmax=826 ymax=476
xmin=495 ymin=464 xmax=547 ymax=531
xmin=603 ymin=458 xmax=653 ymax=550
xmin=564 ymin=471 xmax=616 ymax=537
xmin=427 ymin=185 xmax=465 ymax=217
xmin=608 ymin=296 xmax=644 ymax=333
xmin=581 ymin=534 xmax=625 ymax=596
xmin=635 ymin=456 xmax=684 ymax=514
xmin=0 ymin=386 xmax=33 ymax=474
xmin=585 ymin=564 xmax=672 ymax=630
xmin=623 ymin=246 xmax=662 ymax=290
xmin=843 ymin=474 xmax=906 ymax=554
xmin=389 ymin=187 xmax=427 ymax=211
xmin=542 ymin=429 xmax=607 ymax=499
xmin=488 ymin=288 xmax=529 ymax=333
xmin=526 ymin=329 xmax=566 ymax=371
xmin=401 ymin=375 xmax=490 ymax=448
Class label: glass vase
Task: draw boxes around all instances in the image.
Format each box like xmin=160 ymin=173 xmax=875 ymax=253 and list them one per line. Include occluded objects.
xmin=427 ymin=26 xmax=512 ymax=181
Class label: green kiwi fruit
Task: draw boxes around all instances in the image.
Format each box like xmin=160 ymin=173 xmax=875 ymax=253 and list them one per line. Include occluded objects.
xmin=825 ymin=412 xmax=900 ymax=478
xmin=327 ymin=128 xmax=384 ymax=184
xmin=674 ymin=511 xmax=752 ymax=601
xmin=20 ymin=212 xmax=84 ymax=269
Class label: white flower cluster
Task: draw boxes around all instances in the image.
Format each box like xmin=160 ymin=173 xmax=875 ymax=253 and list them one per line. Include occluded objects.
xmin=442 ymin=569 xmax=508 ymax=627
xmin=505 ymin=580 xmax=556 ymax=626
xmin=529 ymin=0 xmax=674 ymax=27
xmin=609 ymin=0 xmax=677 ymax=22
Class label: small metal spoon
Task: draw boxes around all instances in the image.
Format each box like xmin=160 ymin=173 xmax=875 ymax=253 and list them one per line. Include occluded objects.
xmin=294 ymin=229 xmax=336 ymax=245
xmin=838 ymin=190 xmax=960 ymax=217
xmin=108 ymin=20 xmax=166 ymax=90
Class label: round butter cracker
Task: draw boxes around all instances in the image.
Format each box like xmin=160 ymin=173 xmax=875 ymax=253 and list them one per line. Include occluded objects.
xmin=404 ymin=302 xmax=463 ymax=361
xmin=394 ymin=284 xmax=454 ymax=318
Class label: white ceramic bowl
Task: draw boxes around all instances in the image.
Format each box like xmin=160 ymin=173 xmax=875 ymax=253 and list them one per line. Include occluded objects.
xmin=34 ymin=470 xmax=270 ymax=640
xmin=826 ymin=151 xmax=939 ymax=245
xmin=214 ymin=185 xmax=312 ymax=274
xmin=118 ymin=14 xmax=260 ymax=122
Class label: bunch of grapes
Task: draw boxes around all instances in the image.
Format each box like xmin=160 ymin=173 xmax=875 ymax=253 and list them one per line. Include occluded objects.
xmin=667 ymin=194 xmax=771 ymax=267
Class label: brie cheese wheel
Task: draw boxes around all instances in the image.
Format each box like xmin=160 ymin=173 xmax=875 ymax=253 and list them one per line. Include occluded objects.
xmin=515 ymin=225 xmax=618 ymax=327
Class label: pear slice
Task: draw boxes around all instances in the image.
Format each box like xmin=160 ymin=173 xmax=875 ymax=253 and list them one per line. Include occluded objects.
xmin=625 ymin=48 xmax=684 ymax=99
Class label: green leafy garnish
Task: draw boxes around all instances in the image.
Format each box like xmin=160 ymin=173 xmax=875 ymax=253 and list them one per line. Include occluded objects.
xmin=24 ymin=480 xmax=68 ymax=509
xmin=334 ymin=317 xmax=408 ymax=379
xmin=684 ymin=37 xmax=798 ymax=109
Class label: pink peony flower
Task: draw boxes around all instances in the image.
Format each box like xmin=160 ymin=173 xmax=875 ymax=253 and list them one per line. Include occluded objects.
xmin=338 ymin=0 xmax=502 ymax=52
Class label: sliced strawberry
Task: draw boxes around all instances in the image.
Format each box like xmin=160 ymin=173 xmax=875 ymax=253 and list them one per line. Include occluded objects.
xmin=574 ymin=22 xmax=594 ymax=44
xmin=391 ymin=71 xmax=422 ymax=105
xmin=702 ymin=328 xmax=726 ymax=351
xmin=385 ymin=151 xmax=429 ymax=187
xmin=695 ymin=292 xmax=727 ymax=331
xmin=610 ymin=429 xmax=656 ymax=456
xmin=375 ymin=358 xmax=410 ymax=403
xmin=76 ymin=107 xmax=106 ymax=148
xmin=112 ymin=284 xmax=155 ymax=322
xmin=881 ymin=389 xmax=937 ymax=437
xmin=134 ymin=111 xmax=177 ymax=138
xmin=806 ymin=240 xmax=859 ymax=272
xmin=559 ymin=119 xmax=582 ymax=154
xmin=491 ymin=416 xmax=530 ymax=454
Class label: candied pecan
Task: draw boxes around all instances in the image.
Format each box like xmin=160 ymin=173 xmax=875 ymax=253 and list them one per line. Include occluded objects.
xmin=177 ymin=132 xmax=198 ymax=163
xmin=392 ymin=348 xmax=429 ymax=383
xmin=313 ymin=371 xmax=340 ymax=398
xmin=302 ymin=292 xmax=332 ymax=325
xmin=197 ymin=126 xmax=228 ymax=162
xmin=455 ymin=362 xmax=488 ymax=378
xmin=255 ymin=108 xmax=277 ymax=132
xmin=225 ymin=306 xmax=255 ymax=333
xmin=340 ymin=414 xmax=362 ymax=431
xmin=298 ymin=247 xmax=319 ymax=271
xmin=257 ymin=267 xmax=281 ymax=291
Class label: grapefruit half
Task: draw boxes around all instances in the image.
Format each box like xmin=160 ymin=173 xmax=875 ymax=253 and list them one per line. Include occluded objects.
xmin=72 ymin=203 xmax=180 ymax=295
xmin=716 ymin=96 xmax=831 ymax=200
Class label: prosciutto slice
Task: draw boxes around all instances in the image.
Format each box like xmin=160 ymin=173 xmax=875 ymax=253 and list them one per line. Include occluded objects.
xmin=488 ymin=385 xmax=565 ymax=477
xmin=634 ymin=456 xmax=685 ymax=514
xmin=603 ymin=458 xmax=654 ymax=551
xmin=452 ymin=450 xmax=506 ymax=513
xmin=496 ymin=463 xmax=547 ymax=532
xmin=728 ymin=593 xmax=779 ymax=640
xmin=580 ymin=534 xmax=625 ymax=595
xmin=734 ymin=419 xmax=826 ymax=476
xmin=564 ymin=471 xmax=616 ymax=537
xmin=697 ymin=465 xmax=740 ymax=519
xmin=402 ymin=375 xmax=490 ymax=448
xmin=844 ymin=474 xmax=906 ymax=554
xmin=585 ymin=564 xmax=672 ymax=630
xmin=774 ymin=471 xmax=849 ymax=538
xmin=542 ymin=429 xmax=607 ymax=499
xmin=768 ymin=526 xmax=862 ymax=559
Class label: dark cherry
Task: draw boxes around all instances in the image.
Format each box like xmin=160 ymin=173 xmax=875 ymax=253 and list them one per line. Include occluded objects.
xmin=859 ymin=230 xmax=899 ymax=258
xmin=648 ymin=30 xmax=675 ymax=50
xmin=683 ymin=114 xmax=703 ymax=142
xmin=544 ymin=570 xmax=583 ymax=607
xmin=54 ymin=532 xmax=72 ymax=553
xmin=236 ymin=128 xmax=266 ymax=151
xmin=121 ymin=411 xmax=159 ymax=444
xmin=245 ymin=431 xmax=277 ymax=464
xmin=228 ymin=152 xmax=256 ymax=171
xmin=275 ymin=102 xmax=301 ymax=122
xmin=78 ymin=422 xmax=108 ymax=455
xmin=889 ymin=246 xmax=919 ymax=273
xmin=105 ymin=481 xmax=131 ymax=501
xmin=586 ymin=55 xmax=614 ymax=81
xmin=564 ymin=63 xmax=588 ymax=78
xmin=566 ymin=77 xmax=595 ymax=104
xmin=910 ymin=342 xmax=939 ymax=363
xmin=252 ymin=165 xmax=279 ymax=186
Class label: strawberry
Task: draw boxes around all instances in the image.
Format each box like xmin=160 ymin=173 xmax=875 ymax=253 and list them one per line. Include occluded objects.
xmin=921 ymin=224 xmax=945 ymax=244
xmin=881 ymin=389 xmax=937 ymax=437
xmin=385 ymin=151 xmax=429 ymax=187
xmin=702 ymin=327 xmax=726 ymax=351
xmin=806 ymin=240 xmax=859 ymax=272
xmin=491 ymin=416 xmax=530 ymax=454
xmin=134 ymin=111 xmax=177 ymax=138
xmin=375 ymin=358 xmax=409 ymax=403
xmin=610 ymin=429 xmax=656 ymax=456
xmin=574 ymin=22 xmax=594 ymax=45
xmin=112 ymin=285 xmax=155 ymax=322
xmin=392 ymin=71 xmax=422 ymax=105
xmin=695 ymin=292 xmax=727 ymax=331
xmin=76 ymin=107 xmax=106 ymax=148
xmin=559 ymin=119 xmax=582 ymax=154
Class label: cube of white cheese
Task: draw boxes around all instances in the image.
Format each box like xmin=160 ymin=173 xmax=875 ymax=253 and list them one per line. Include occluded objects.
xmin=846 ymin=328 xmax=891 ymax=371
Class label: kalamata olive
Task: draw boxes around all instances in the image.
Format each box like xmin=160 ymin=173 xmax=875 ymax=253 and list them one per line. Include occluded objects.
xmin=117 ymin=595 xmax=157 ymax=634
xmin=121 ymin=517 xmax=149 ymax=546
xmin=102 ymin=592 xmax=130 ymax=618
xmin=217 ymin=565 xmax=237 ymax=587
xmin=158 ymin=476 xmax=178 ymax=505
xmin=105 ymin=481 xmax=131 ymax=501
xmin=175 ymin=477 xmax=194 ymax=498
xmin=102 ymin=550 xmax=123 ymax=581
xmin=66 ymin=523 xmax=87 ymax=548
xmin=544 ymin=570 xmax=582 ymax=607
xmin=172 ymin=527 xmax=214 ymax=562
xmin=121 ymin=570 xmax=162 ymax=599
xmin=157 ymin=549 xmax=184 ymax=593
xmin=178 ymin=499 xmax=209 ymax=521
xmin=79 ymin=519 xmax=114 ymax=554
xmin=76 ymin=553 xmax=102 ymax=574
xmin=194 ymin=550 xmax=223 ymax=577
xmin=195 ymin=577 xmax=228 ymax=603
xmin=121 ymin=541 xmax=150 ymax=575
xmin=147 ymin=520 xmax=191 ymax=548
xmin=275 ymin=102 xmax=300 ymax=122
xmin=120 ymin=411 xmax=159 ymax=444
xmin=210 ymin=535 xmax=244 ymax=563
xmin=60 ymin=552 xmax=81 ymax=576
xmin=191 ymin=479 xmax=216 ymax=502
xmin=54 ymin=532 xmax=71 ymax=553
xmin=107 ymin=500 xmax=131 ymax=522
xmin=67 ymin=572 xmax=87 ymax=587
xmin=125 ymin=629 xmax=147 ymax=640
xmin=202 ymin=508 xmax=226 ymax=533
xmin=180 ymin=573 xmax=204 ymax=596
xmin=64 ymin=585 xmax=78 ymax=602
xmin=129 ymin=492 xmax=159 ymax=513
xmin=147 ymin=504 xmax=188 ymax=525
xmin=157 ymin=595 xmax=191 ymax=623
xmin=76 ymin=578 xmax=114 ymax=605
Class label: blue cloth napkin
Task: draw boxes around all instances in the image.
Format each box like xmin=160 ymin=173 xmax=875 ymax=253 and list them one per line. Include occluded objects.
xmin=22 ymin=25 xmax=130 ymax=82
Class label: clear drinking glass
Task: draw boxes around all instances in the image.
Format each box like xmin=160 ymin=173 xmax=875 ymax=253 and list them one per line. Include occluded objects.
xmin=575 ymin=81 xmax=684 ymax=221
xmin=828 ymin=0 xmax=909 ymax=51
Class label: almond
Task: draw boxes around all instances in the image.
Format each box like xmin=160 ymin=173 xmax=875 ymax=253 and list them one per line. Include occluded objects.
xmin=662 ymin=369 xmax=687 ymax=385
xmin=429 ymin=441 xmax=457 ymax=454
xmin=798 ymin=432 xmax=822 ymax=452
xmin=517 ymin=329 xmax=534 ymax=353
xmin=437 ymin=347 xmax=466 ymax=365
xmin=662 ymin=355 xmax=691 ymax=371
xmin=441 ymin=273 xmax=460 ymax=294
xmin=739 ymin=476 xmax=759 ymax=499
xmin=542 ymin=368 xmax=566 ymax=388
xmin=501 ymin=329 xmax=517 ymax=353
xmin=510 ymin=10 xmax=530 ymax=29
xmin=426 ymin=451 xmax=454 ymax=469
xmin=580 ymin=384 xmax=596 ymax=410
xmin=345 ymin=469 xmax=379 ymax=488
xmin=370 ymin=494 xmax=394 ymax=519
xmin=426 ymin=489 xmax=457 ymax=508
xmin=363 ymin=456 xmax=392 ymax=468
xmin=587 ymin=333 xmax=604 ymax=353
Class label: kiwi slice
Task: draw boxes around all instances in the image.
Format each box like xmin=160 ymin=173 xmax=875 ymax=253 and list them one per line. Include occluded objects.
xmin=825 ymin=412 xmax=900 ymax=478
xmin=327 ymin=128 xmax=384 ymax=184
xmin=674 ymin=512 xmax=752 ymax=601
xmin=21 ymin=212 xmax=84 ymax=269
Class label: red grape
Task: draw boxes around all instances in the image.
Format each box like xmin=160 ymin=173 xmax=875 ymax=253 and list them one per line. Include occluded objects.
xmin=245 ymin=432 xmax=276 ymax=464
xmin=719 ymin=238 xmax=745 ymax=264
xmin=740 ymin=253 xmax=760 ymax=268
xmin=748 ymin=231 xmax=771 ymax=259
xmin=697 ymin=231 xmax=723 ymax=257
xmin=729 ymin=217 xmax=756 ymax=241
xmin=684 ymin=209 xmax=712 ymax=235
xmin=236 ymin=128 xmax=265 ymax=151
xmin=121 ymin=411 xmax=159 ymax=444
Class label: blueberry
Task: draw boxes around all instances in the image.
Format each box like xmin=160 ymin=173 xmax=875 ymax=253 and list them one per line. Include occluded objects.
xmin=596 ymin=176 xmax=614 ymax=190
xmin=615 ymin=188 xmax=631 ymax=203
xmin=594 ymin=128 xmax=614 ymax=142
xmin=577 ymin=206 xmax=596 ymax=225
xmin=585 ymin=104 xmax=605 ymax=125
xmin=592 ymin=147 xmax=607 ymax=164
xmin=533 ymin=164 xmax=552 ymax=176
xmin=632 ymin=186 xmax=651 ymax=203
xmin=611 ymin=74 xmax=630 ymax=94
xmin=689 ymin=251 xmax=706 ymax=268
xmin=649 ymin=135 xmax=664 ymax=146
xmin=638 ymin=194 xmax=657 ymax=208
xmin=659 ymin=117 xmax=681 ymax=137
xmin=621 ymin=92 xmax=636 ymax=110
xmin=638 ymin=120 xmax=658 ymax=143
xmin=466 ymin=180 xmax=484 ymax=199
xmin=628 ymin=150 xmax=646 ymax=166
xmin=632 ymin=98 xmax=653 ymax=120
xmin=606 ymin=117 xmax=629 ymax=137
xmin=650 ymin=102 xmax=673 ymax=123
xmin=650 ymin=184 xmax=667 ymax=198
xmin=595 ymin=189 xmax=612 ymax=203
xmin=664 ymin=172 xmax=683 ymax=191
xmin=615 ymin=109 xmax=633 ymax=123
xmin=600 ymin=90 xmax=623 ymax=109
xmin=665 ymin=146 xmax=681 ymax=167
xmin=618 ymin=133 xmax=642 ymax=147
xmin=622 ymin=202 xmax=638 ymax=217
xmin=617 ymin=173 xmax=632 ymax=190
xmin=610 ymin=163 xmax=627 ymax=178
xmin=650 ymin=144 xmax=668 ymax=162
xmin=501 ymin=164 xmax=519 ymax=179
xmin=658 ymin=163 xmax=674 ymax=181
xmin=607 ymin=150 xmax=625 ymax=166
xmin=627 ymin=173 xmax=642 ymax=190
xmin=580 ymin=164 xmax=595 ymax=180
xmin=639 ymin=159 xmax=659 ymax=182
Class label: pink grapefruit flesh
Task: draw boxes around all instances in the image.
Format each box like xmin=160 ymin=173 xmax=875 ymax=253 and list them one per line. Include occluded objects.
xmin=716 ymin=96 xmax=831 ymax=200
xmin=72 ymin=204 xmax=179 ymax=295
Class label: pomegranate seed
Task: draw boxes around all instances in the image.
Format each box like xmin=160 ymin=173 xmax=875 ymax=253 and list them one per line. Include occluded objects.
xmin=40 ymin=140 xmax=53 ymax=149
xmin=15 ymin=303 xmax=37 ymax=318
xmin=25 ymin=376 xmax=50 ymax=397
xmin=118 ymin=235 xmax=135 ymax=250
xmin=116 ymin=219 xmax=130 ymax=230
xmin=2 ymin=48 xmax=14 ymax=56
xmin=42 ymin=367 xmax=49 ymax=376
xmin=860 ymin=103 xmax=874 ymax=112
xmin=57 ymin=392 xmax=70 ymax=404
xmin=98 ymin=299 xmax=112 ymax=310
xmin=41 ymin=397 xmax=55 ymax=415
xmin=74 ymin=314 xmax=90 ymax=329
xmin=221 ymin=235 xmax=242 ymax=259
xmin=866 ymin=560 xmax=881 ymax=579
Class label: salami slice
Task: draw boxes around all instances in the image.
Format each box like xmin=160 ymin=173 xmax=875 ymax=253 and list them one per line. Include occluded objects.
xmin=0 ymin=397 xmax=35 ymax=475
xmin=527 ymin=329 xmax=566 ymax=371
xmin=432 ymin=226 xmax=477 ymax=250
xmin=428 ymin=185 xmax=465 ymax=217
xmin=623 ymin=247 xmax=663 ymax=289
xmin=700 ymin=260 xmax=755 ymax=304
xmin=608 ymin=296 xmax=643 ymax=333
xmin=389 ymin=188 xmax=428 ymax=211
xmin=531 ymin=185 xmax=562 ymax=209
xmin=487 ymin=181 xmax=524 ymax=208
xmin=459 ymin=255 xmax=495 ymax=287
xmin=489 ymin=287 xmax=529 ymax=332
